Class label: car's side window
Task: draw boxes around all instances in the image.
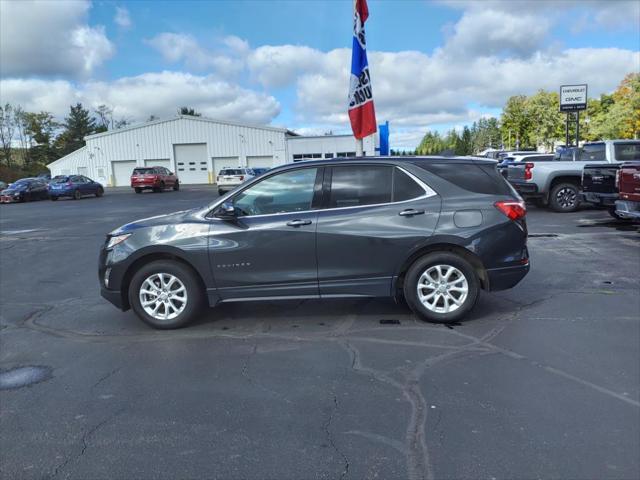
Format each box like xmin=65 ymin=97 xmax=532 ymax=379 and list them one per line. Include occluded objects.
xmin=328 ymin=165 xmax=392 ymax=208
xmin=393 ymin=168 xmax=425 ymax=202
xmin=233 ymin=168 xmax=319 ymax=216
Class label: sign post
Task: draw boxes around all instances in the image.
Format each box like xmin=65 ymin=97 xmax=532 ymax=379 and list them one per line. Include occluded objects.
xmin=560 ymin=84 xmax=587 ymax=147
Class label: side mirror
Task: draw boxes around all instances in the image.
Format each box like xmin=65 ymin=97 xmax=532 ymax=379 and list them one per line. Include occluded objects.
xmin=215 ymin=202 xmax=237 ymax=219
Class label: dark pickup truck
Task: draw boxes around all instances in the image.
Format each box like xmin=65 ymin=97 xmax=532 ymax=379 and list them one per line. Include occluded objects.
xmin=581 ymin=163 xmax=622 ymax=218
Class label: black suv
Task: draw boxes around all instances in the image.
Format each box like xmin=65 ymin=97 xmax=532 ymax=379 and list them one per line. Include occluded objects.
xmin=100 ymin=157 xmax=529 ymax=329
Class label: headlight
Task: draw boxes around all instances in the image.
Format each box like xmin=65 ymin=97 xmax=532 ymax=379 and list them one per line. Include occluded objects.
xmin=106 ymin=233 xmax=131 ymax=249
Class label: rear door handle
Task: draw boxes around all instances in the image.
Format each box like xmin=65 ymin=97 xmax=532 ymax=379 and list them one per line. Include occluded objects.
xmin=286 ymin=219 xmax=312 ymax=227
xmin=398 ymin=209 xmax=425 ymax=216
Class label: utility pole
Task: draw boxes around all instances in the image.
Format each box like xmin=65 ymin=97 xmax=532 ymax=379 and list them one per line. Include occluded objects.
xmin=355 ymin=138 xmax=364 ymax=156
xmin=575 ymin=111 xmax=580 ymax=147
xmin=565 ymin=113 xmax=570 ymax=147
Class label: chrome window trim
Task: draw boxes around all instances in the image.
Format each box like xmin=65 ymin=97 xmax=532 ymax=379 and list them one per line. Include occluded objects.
xmin=204 ymin=164 xmax=438 ymax=220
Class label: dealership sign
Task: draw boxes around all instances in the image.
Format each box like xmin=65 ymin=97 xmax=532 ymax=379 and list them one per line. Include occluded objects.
xmin=560 ymin=84 xmax=588 ymax=112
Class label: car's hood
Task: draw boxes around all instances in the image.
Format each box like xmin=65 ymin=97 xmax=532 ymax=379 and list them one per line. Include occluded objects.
xmin=111 ymin=208 xmax=203 ymax=235
xmin=1 ymin=188 xmax=23 ymax=194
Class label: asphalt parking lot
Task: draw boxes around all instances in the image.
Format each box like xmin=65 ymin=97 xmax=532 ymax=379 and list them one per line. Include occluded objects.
xmin=1 ymin=186 xmax=639 ymax=480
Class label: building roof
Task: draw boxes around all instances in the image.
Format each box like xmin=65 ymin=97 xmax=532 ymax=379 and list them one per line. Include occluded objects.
xmin=84 ymin=115 xmax=290 ymax=141
xmin=46 ymin=146 xmax=87 ymax=169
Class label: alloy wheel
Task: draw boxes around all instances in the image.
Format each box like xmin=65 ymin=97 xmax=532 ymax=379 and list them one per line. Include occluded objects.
xmin=555 ymin=187 xmax=576 ymax=209
xmin=139 ymin=273 xmax=188 ymax=321
xmin=417 ymin=264 xmax=469 ymax=314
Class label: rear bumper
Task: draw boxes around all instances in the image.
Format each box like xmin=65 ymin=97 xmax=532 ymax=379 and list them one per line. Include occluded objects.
xmin=581 ymin=191 xmax=617 ymax=206
xmin=509 ymin=181 xmax=541 ymax=198
xmin=131 ymin=180 xmax=160 ymax=188
xmin=615 ymin=200 xmax=640 ymax=220
xmin=486 ymin=262 xmax=530 ymax=291
xmin=217 ymin=184 xmax=240 ymax=192
xmin=49 ymin=189 xmax=73 ymax=198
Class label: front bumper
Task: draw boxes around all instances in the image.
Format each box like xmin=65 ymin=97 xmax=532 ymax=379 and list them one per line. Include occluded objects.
xmin=100 ymin=286 xmax=126 ymax=310
xmin=98 ymin=245 xmax=130 ymax=311
xmin=615 ymin=200 xmax=640 ymax=220
xmin=0 ymin=195 xmax=20 ymax=203
xmin=581 ymin=191 xmax=617 ymax=207
xmin=486 ymin=262 xmax=530 ymax=291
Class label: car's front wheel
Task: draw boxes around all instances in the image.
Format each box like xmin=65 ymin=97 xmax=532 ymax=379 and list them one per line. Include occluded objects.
xmin=96 ymin=187 xmax=104 ymax=197
xmin=404 ymin=252 xmax=480 ymax=324
xmin=128 ymin=260 xmax=205 ymax=329
xmin=73 ymin=189 xmax=81 ymax=200
xmin=173 ymin=181 xmax=179 ymax=191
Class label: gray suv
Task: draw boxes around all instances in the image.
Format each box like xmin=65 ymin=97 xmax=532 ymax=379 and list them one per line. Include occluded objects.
xmin=100 ymin=157 xmax=530 ymax=329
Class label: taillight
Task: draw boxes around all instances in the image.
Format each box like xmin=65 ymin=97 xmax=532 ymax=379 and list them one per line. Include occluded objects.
xmin=239 ymin=175 xmax=244 ymax=181
xmin=495 ymin=200 xmax=526 ymax=221
xmin=524 ymin=163 xmax=534 ymax=181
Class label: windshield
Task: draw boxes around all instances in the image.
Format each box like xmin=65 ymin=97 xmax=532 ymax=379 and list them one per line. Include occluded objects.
xmin=614 ymin=142 xmax=640 ymax=161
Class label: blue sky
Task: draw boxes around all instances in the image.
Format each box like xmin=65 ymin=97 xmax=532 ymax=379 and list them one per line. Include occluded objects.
xmin=1 ymin=0 xmax=639 ymax=148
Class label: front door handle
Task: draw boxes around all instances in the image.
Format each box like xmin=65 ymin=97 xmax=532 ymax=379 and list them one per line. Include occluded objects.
xmin=286 ymin=219 xmax=312 ymax=227
xmin=398 ymin=209 xmax=425 ymax=216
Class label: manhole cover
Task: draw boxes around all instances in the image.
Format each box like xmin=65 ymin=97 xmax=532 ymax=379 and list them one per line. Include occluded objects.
xmin=0 ymin=366 xmax=52 ymax=390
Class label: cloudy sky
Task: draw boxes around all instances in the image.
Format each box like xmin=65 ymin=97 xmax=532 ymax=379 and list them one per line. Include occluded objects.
xmin=1 ymin=0 xmax=638 ymax=149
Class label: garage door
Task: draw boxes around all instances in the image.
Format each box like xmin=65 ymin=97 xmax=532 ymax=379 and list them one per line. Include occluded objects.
xmin=144 ymin=159 xmax=171 ymax=171
xmin=174 ymin=144 xmax=208 ymax=184
xmin=111 ymin=161 xmax=137 ymax=186
xmin=247 ymin=156 xmax=275 ymax=169
xmin=213 ymin=157 xmax=240 ymax=180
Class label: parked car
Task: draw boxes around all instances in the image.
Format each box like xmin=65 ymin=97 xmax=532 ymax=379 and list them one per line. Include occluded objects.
xmin=615 ymin=162 xmax=640 ymax=221
xmin=216 ymin=168 xmax=256 ymax=195
xmin=49 ymin=175 xmax=104 ymax=200
xmin=36 ymin=172 xmax=51 ymax=183
xmin=99 ymin=156 xmax=530 ymax=329
xmin=0 ymin=178 xmax=49 ymax=203
xmin=131 ymin=167 xmax=179 ymax=193
xmin=581 ymin=163 xmax=622 ymax=218
xmin=498 ymin=153 xmax=553 ymax=178
xmin=251 ymin=167 xmax=270 ymax=176
xmin=507 ymin=140 xmax=640 ymax=212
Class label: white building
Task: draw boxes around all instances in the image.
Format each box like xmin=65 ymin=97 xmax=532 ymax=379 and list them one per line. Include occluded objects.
xmin=47 ymin=116 xmax=378 ymax=186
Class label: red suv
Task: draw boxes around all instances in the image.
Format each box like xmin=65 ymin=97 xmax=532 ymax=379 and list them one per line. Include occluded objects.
xmin=131 ymin=167 xmax=179 ymax=193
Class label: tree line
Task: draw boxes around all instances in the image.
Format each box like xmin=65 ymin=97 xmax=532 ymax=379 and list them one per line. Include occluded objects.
xmin=417 ymin=72 xmax=639 ymax=155
xmin=0 ymin=104 xmax=201 ymax=179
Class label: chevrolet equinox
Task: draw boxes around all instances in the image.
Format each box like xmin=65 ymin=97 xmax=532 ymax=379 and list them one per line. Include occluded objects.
xmin=99 ymin=157 xmax=529 ymax=329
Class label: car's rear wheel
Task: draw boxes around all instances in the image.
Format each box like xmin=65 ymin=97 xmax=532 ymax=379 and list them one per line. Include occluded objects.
xmin=96 ymin=187 xmax=104 ymax=197
xmin=73 ymin=189 xmax=81 ymax=200
xmin=134 ymin=188 xmax=142 ymax=194
xmin=404 ymin=252 xmax=480 ymax=324
xmin=173 ymin=181 xmax=180 ymax=191
xmin=129 ymin=260 xmax=205 ymax=329
xmin=50 ymin=196 xmax=58 ymax=201
xmin=218 ymin=189 xmax=224 ymax=196
xmin=549 ymin=182 xmax=579 ymax=212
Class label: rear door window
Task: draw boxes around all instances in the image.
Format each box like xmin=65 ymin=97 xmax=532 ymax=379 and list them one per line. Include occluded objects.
xmin=328 ymin=165 xmax=392 ymax=208
xmin=393 ymin=168 xmax=425 ymax=202
xmin=581 ymin=143 xmax=606 ymax=161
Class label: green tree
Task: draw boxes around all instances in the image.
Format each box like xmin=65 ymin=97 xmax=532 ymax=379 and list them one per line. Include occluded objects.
xmin=178 ymin=106 xmax=201 ymax=117
xmin=501 ymin=95 xmax=530 ymax=149
xmin=25 ymin=112 xmax=60 ymax=166
xmin=0 ymin=103 xmax=16 ymax=167
xmin=56 ymin=103 xmax=99 ymax=157
xmin=525 ymin=90 xmax=564 ymax=151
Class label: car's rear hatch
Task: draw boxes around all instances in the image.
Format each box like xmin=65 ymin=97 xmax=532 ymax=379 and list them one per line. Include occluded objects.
xmin=506 ymin=163 xmax=526 ymax=182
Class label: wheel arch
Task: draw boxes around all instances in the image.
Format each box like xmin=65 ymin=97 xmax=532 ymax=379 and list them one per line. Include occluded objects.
xmin=393 ymin=240 xmax=489 ymax=300
xmin=118 ymin=251 xmax=207 ymax=310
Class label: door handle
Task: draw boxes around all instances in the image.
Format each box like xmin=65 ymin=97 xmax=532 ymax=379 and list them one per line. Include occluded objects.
xmin=286 ymin=219 xmax=312 ymax=227
xmin=398 ymin=209 xmax=425 ymax=216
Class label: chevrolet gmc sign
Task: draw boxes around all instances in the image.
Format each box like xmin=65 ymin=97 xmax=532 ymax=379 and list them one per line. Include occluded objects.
xmin=560 ymin=84 xmax=588 ymax=112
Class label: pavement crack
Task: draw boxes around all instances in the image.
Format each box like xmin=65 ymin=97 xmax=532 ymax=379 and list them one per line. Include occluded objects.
xmin=324 ymin=393 xmax=349 ymax=480
xmin=91 ymin=366 xmax=122 ymax=391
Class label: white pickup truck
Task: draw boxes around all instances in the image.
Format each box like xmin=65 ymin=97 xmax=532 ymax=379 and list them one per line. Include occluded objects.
xmin=506 ymin=140 xmax=640 ymax=212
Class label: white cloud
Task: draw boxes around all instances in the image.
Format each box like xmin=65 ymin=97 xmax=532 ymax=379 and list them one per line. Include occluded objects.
xmin=146 ymin=33 xmax=245 ymax=76
xmin=114 ymin=6 xmax=132 ymax=29
xmin=0 ymin=0 xmax=114 ymax=78
xmin=0 ymin=72 xmax=281 ymax=125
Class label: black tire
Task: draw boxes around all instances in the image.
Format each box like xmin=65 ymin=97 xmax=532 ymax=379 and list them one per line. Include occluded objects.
xmin=549 ymin=182 xmax=580 ymax=212
xmin=128 ymin=260 xmax=205 ymax=329
xmin=135 ymin=188 xmax=142 ymax=194
xmin=173 ymin=181 xmax=179 ymax=191
xmin=403 ymin=252 xmax=480 ymax=324
xmin=50 ymin=196 xmax=58 ymax=201
xmin=73 ymin=189 xmax=81 ymax=200
xmin=159 ymin=182 xmax=165 ymax=192
xmin=96 ymin=187 xmax=104 ymax=197
xmin=218 ymin=189 xmax=224 ymax=196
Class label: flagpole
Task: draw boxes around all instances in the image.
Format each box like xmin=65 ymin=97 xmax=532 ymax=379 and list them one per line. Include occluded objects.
xmin=356 ymin=138 xmax=364 ymax=156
